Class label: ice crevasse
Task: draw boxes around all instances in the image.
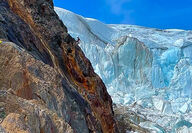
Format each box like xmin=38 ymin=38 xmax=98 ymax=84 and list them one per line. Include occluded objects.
xmin=55 ymin=7 xmax=192 ymax=132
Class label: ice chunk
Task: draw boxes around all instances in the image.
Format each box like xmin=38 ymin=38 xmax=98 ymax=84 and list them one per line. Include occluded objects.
xmin=179 ymin=103 xmax=189 ymax=114
xmin=174 ymin=39 xmax=184 ymax=47
xmin=177 ymin=126 xmax=190 ymax=133
xmin=153 ymin=97 xmax=164 ymax=112
xmin=163 ymin=101 xmax=173 ymax=114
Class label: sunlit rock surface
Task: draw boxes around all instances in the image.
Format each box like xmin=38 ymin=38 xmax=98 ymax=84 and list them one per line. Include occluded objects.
xmin=55 ymin=7 xmax=192 ymax=132
xmin=0 ymin=0 xmax=119 ymax=132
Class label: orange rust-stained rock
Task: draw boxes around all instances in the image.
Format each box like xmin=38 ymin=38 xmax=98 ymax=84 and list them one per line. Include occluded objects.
xmin=0 ymin=42 xmax=102 ymax=133
xmin=63 ymin=45 xmax=117 ymax=132
xmin=0 ymin=0 xmax=119 ymax=132
xmin=15 ymin=69 xmax=33 ymax=100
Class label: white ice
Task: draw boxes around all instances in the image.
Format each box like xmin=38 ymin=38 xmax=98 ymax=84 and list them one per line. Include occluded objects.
xmin=55 ymin=7 xmax=192 ymax=132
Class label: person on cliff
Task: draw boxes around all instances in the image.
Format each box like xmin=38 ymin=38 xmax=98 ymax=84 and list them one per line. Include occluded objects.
xmin=76 ymin=37 xmax=80 ymax=44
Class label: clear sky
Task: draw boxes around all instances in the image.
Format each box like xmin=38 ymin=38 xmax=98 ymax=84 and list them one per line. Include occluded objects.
xmin=53 ymin=0 xmax=192 ymax=30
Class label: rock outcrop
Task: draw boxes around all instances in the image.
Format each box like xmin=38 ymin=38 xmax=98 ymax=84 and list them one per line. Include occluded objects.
xmin=0 ymin=0 xmax=118 ymax=132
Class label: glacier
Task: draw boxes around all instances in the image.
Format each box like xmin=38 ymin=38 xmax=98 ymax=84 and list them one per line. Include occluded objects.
xmin=55 ymin=7 xmax=192 ymax=132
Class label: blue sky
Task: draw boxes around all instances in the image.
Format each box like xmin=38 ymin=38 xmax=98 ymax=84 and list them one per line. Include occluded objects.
xmin=53 ymin=0 xmax=192 ymax=30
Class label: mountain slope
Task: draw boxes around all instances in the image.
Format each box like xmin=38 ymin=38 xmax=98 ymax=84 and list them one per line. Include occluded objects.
xmin=55 ymin=7 xmax=192 ymax=132
xmin=0 ymin=0 xmax=118 ymax=133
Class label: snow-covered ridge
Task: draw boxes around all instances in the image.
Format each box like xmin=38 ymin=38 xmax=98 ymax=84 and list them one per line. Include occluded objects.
xmin=55 ymin=7 xmax=192 ymax=132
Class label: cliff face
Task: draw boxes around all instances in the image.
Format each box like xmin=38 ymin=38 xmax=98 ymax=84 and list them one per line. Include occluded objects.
xmin=0 ymin=0 xmax=118 ymax=132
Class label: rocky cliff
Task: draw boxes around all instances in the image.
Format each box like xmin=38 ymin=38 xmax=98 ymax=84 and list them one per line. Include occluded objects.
xmin=0 ymin=0 xmax=118 ymax=132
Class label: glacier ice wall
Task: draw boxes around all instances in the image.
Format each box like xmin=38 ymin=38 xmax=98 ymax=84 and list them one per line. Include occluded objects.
xmin=55 ymin=7 xmax=192 ymax=132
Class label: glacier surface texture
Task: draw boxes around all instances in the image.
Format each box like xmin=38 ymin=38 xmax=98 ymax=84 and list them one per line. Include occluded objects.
xmin=55 ymin=7 xmax=192 ymax=133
